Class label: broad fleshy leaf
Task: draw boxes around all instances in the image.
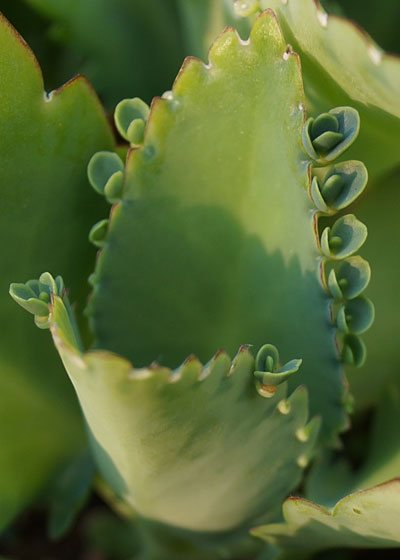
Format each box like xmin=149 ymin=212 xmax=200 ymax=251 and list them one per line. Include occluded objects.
xmin=87 ymin=11 xmax=356 ymax=443
xmin=49 ymin=291 xmax=319 ymax=535
xmin=0 ymin=13 xmax=114 ymax=529
xmin=252 ymin=479 xmax=400 ymax=552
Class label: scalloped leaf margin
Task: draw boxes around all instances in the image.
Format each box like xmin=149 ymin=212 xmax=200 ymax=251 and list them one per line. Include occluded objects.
xmin=252 ymin=479 xmax=400 ymax=552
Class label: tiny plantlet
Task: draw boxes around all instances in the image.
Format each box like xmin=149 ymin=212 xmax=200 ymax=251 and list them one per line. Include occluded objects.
xmin=2 ymin=1 xmax=400 ymax=558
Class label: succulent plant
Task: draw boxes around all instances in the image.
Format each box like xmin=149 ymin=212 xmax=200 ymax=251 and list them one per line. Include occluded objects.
xmin=3 ymin=0 xmax=400 ymax=558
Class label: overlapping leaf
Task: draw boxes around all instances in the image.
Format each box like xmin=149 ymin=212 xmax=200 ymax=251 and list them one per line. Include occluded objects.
xmin=253 ymin=480 xmax=400 ymax=553
xmin=257 ymin=0 xmax=400 ymax=181
xmin=0 ymin=13 xmax=114 ymax=529
xmin=48 ymin=291 xmax=319 ymax=537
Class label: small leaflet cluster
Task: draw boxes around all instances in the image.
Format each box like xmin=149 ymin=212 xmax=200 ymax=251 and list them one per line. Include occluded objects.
xmin=86 ymin=97 xmax=150 ymax=249
xmin=302 ymin=107 xmax=374 ymax=368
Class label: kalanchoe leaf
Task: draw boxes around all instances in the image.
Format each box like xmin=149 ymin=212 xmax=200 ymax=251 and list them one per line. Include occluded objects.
xmin=0 ymin=8 xmax=113 ymax=528
xmin=254 ymin=343 xmax=279 ymax=372
xmin=311 ymin=161 xmax=368 ymax=214
xmin=341 ymin=334 xmax=366 ymax=367
xmin=85 ymin=10 xmax=356 ymax=444
xmin=320 ymin=214 xmax=367 ymax=259
xmin=9 ymin=283 xmax=50 ymax=318
xmin=8 ymin=7 xmax=377 ymax=548
xmin=336 ymin=296 xmax=375 ymax=335
xmin=320 ymin=174 xmax=344 ymax=205
xmin=252 ymin=480 xmax=400 ymax=552
xmin=254 ymin=0 xmax=400 ymax=181
xmin=114 ymin=97 xmax=150 ymax=145
xmin=89 ymin=219 xmax=109 ymax=249
xmin=254 ymin=344 xmax=302 ymax=397
xmin=12 ymin=284 xmax=320 ymax=538
xmin=10 ymin=273 xmax=67 ymax=330
xmin=87 ymin=151 xmax=124 ymax=200
xmin=327 ymin=256 xmax=371 ymax=301
xmin=9 ymin=10 xmax=336 ymax=540
xmin=302 ymin=107 xmax=360 ymax=163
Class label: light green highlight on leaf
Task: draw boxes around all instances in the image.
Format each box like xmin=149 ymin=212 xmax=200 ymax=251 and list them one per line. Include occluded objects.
xmin=252 ymin=479 xmax=400 ymax=551
xmin=45 ymin=291 xmax=319 ymax=533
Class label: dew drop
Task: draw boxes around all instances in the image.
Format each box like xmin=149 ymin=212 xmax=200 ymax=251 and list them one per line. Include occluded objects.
xmin=295 ymin=428 xmax=308 ymax=443
xmin=233 ymin=0 xmax=259 ymax=17
xmin=283 ymin=47 xmax=291 ymax=61
xmin=368 ymin=45 xmax=383 ymax=65
xmin=317 ymin=10 xmax=328 ymax=28
xmin=257 ymin=383 xmax=278 ymax=398
xmin=162 ymin=90 xmax=173 ymax=100
xmin=277 ymin=399 xmax=291 ymax=414
xmin=297 ymin=454 xmax=308 ymax=468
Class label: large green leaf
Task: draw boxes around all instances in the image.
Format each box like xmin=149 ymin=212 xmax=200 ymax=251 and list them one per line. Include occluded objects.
xmin=0 ymin=13 xmax=114 ymax=529
xmin=9 ymin=10 xmax=330 ymax=544
xmin=252 ymin=479 xmax=400 ymax=553
xmin=256 ymin=0 xmax=400 ymax=181
xmin=86 ymin=10 xmax=358 ymax=443
xmin=42 ymin=289 xmax=318 ymax=540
